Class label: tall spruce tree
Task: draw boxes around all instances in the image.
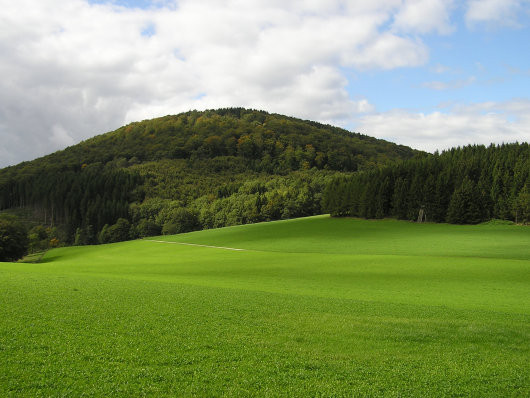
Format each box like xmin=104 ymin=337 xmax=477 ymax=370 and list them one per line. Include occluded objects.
xmin=446 ymin=177 xmax=484 ymax=224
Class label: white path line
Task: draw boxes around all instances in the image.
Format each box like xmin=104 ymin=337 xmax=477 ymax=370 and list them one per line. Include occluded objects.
xmin=146 ymin=240 xmax=245 ymax=251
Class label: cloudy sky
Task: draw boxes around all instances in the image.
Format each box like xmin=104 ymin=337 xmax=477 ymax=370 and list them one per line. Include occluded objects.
xmin=1 ymin=0 xmax=529 ymax=167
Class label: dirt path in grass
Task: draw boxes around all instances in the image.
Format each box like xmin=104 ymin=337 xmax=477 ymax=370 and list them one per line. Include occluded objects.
xmin=146 ymin=240 xmax=246 ymax=251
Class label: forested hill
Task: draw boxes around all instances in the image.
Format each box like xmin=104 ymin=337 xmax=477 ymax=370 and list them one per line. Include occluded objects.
xmin=0 ymin=108 xmax=417 ymax=248
xmin=1 ymin=108 xmax=413 ymax=177
xmin=323 ymin=143 xmax=530 ymax=224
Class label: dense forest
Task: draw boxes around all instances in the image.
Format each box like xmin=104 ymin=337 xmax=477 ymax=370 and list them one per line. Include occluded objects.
xmin=0 ymin=108 xmax=416 ymax=256
xmin=322 ymin=143 xmax=530 ymax=224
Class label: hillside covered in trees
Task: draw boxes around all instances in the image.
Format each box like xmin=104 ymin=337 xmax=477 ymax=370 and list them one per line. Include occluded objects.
xmin=323 ymin=143 xmax=530 ymax=224
xmin=0 ymin=108 xmax=416 ymax=254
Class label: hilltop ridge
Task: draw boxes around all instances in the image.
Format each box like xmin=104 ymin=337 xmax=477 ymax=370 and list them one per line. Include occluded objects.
xmin=1 ymin=108 xmax=415 ymax=176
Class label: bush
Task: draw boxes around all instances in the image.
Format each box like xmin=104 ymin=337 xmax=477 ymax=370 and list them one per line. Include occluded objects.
xmin=28 ymin=225 xmax=60 ymax=252
xmin=28 ymin=225 xmax=49 ymax=253
xmin=108 ymin=218 xmax=132 ymax=243
xmin=136 ymin=219 xmax=162 ymax=238
xmin=161 ymin=208 xmax=199 ymax=235
xmin=0 ymin=217 xmax=28 ymax=261
xmin=99 ymin=219 xmax=132 ymax=243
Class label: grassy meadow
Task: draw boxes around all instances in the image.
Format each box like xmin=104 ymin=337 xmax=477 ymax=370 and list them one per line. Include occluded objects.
xmin=1 ymin=216 xmax=529 ymax=396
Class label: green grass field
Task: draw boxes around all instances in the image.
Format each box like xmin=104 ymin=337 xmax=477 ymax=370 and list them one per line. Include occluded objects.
xmin=1 ymin=216 xmax=529 ymax=397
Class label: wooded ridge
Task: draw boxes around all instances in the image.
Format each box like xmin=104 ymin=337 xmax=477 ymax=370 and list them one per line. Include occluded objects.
xmin=0 ymin=108 xmax=416 ymax=250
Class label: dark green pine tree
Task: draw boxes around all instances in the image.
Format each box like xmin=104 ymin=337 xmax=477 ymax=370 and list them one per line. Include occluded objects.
xmin=432 ymin=172 xmax=450 ymax=222
xmin=513 ymin=183 xmax=530 ymax=224
xmin=375 ymin=176 xmax=392 ymax=219
xmin=446 ymin=177 xmax=485 ymax=224
xmin=391 ymin=177 xmax=409 ymax=220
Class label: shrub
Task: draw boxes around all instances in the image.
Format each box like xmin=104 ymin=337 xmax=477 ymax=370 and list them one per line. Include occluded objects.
xmin=0 ymin=217 xmax=28 ymax=261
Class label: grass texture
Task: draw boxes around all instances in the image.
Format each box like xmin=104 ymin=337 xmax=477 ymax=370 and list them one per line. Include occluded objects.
xmin=1 ymin=216 xmax=529 ymax=396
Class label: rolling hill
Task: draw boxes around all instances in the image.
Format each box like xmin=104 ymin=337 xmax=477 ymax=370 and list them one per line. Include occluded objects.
xmin=1 ymin=216 xmax=528 ymax=396
xmin=0 ymin=108 xmax=418 ymax=246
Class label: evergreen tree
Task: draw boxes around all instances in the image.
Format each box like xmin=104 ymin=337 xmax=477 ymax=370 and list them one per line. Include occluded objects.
xmin=513 ymin=183 xmax=530 ymax=224
xmin=324 ymin=143 xmax=528 ymax=225
xmin=446 ymin=177 xmax=485 ymax=224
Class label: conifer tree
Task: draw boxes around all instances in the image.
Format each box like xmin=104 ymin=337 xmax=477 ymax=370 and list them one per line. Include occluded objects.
xmin=447 ymin=177 xmax=484 ymax=224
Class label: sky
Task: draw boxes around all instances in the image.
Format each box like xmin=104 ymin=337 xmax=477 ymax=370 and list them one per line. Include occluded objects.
xmin=1 ymin=0 xmax=529 ymax=168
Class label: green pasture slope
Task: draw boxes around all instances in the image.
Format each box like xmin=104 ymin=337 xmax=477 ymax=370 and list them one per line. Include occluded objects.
xmin=1 ymin=216 xmax=529 ymax=397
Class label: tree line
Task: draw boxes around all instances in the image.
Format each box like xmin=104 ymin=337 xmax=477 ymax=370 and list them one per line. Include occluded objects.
xmin=74 ymin=170 xmax=336 ymax=245
xmin=2 ymin=141 xmax=528 ymax=262
xmin=0 ymin=169 xmax=339 ymax=259
xmin=322 ymin=143 xmax=530 ymax=224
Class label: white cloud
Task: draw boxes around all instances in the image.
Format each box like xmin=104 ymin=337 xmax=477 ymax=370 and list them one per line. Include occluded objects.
xmin=393 ymin=0 xmax=455 ymax=34
xmin=3 ymin=0 xmax=524 ymax=169
xmin=0 ymin=0 xmax=440 ymax=167
xmin=357 ymin=99 xmax=530 ymax=153
xmin=466 ymin=0 xmax=527 ymax=27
